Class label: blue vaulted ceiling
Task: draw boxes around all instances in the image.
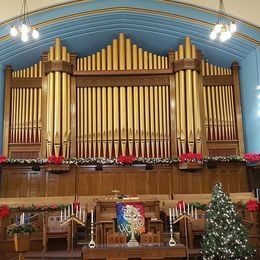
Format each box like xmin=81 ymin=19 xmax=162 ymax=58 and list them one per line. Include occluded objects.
xmin=0 ymin=0 xmax=258 ymax=70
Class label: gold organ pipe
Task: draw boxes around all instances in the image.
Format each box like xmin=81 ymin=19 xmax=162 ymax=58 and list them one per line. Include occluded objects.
xmin=76 ymin=88 xmax=80 ymax=157
xmin=119 ymin=33 xmax=127 ymax=155
xmin=83 ymin=88 xmax=88 ymax=157
xmin=61 ymin=47 xmax=68 ymax=157
xmin=221 ymin=68 xmax=228 ymax=140
xmin=76 ymin=58 xmax=80 ymax=71
xmin=21 ymin=88 xmax=26 ymax=143
xmin=229 ymin=79 xmax=236 ymax=140
xmin=113 ymin=39 xmax=119 ymax=157
xmin=126 ymin=38 xmax=134 ymax=155
xmin=83 ymin=57 xmax=87 ymax=70
xmin=15 ymin=88 xmax=19 ymax=142
xmin=30 ymin=67 xmax=33 ymax=78
xmin=166 ymin=85 xmax=170 ymax=156
xmin=12 ymin=89 xmax=17 ymax=142
xmin=10 ymin=89 xmax=14 ymax=142
xmin=66 ymin=53 xmax=71 ymax=158
xmin=92 ymin=87 xmax=97 ymax=157
xmin=185 ymin=37 xmax=194 ymax=152
xmin=101 ymin=48 xmax=107 ymax=157
xmin=202 ymin=60 xmax=208 ymax=140
xmin=80 ymin=88 xmax=84 ymax=157
xmin=214 ymin=66 xmax=221 ymax=140
xmin=224 ymin=68 xmax=232 ymax=140
xmin=192 ymin=45 xmax=201 ymax=153
xmin=217 ymin=67 xmax=224 ymax=140
xmin=18 ymin=88 xmax=22 ymax=143
xmin=87 ymin=56 xmax=91 ymax=71
xmin=39 ymin=61 xmax=42 ymax=78
xmin=80 ymin=58 xmax=84 ymax=71
xmin=150 ymin=54 xmax=156 ymax=157
xmin=38 ymin=88 xmax=42 ymax=143
xmin=107 ymin=45 xmax=113 ymax=158
xmin=88 ymin=87 xmax=92 ymax=157
xmin=210 ymin=64 xmax=217 ymax=140
xmin=206 ymin=62 xmax=213 ymax=140
xmin=97 ymin=86 xmax=102 ymax=157
xmin=139 ymin=48 xmax=145 ymax=157
xmin=133 ymin=44 xmax=139 ymax=156
xmin=24 ymin=87 xmax=29 ymax=143
xmin=34 ymin=64 xmax=38 ymax=77
xmin=162 ymin=56 xmax=168 ymax=157
xmin=175 ymin=51 xmax=181 ymax=155
xmin=144 ymin=51 xmax=150 ymax=157
xmin=179 ymin=45 xmax=186 ymax=153
xmin=54 ymin=39 xmax=62 ymax=156
xmin=33 ymin=88 xmax=37 ymax=143
xmin=158 ymin=56 xmax=164 ymax=157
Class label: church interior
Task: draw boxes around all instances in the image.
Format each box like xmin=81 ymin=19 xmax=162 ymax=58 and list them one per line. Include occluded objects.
xmin=0 ymin=0 xmax=259 ymax=259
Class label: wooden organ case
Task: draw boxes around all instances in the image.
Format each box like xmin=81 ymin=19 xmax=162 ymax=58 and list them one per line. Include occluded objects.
xmin=1 ymin=33 xmax=248 ymax=197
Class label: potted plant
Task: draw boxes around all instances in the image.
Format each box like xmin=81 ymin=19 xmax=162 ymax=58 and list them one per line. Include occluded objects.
xmin=6 ymin=223 xmax=36 ymax=252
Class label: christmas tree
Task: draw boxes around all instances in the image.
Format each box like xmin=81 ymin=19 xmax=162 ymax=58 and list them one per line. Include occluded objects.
xmin=201 ymin=183 xmax=254 ymax=259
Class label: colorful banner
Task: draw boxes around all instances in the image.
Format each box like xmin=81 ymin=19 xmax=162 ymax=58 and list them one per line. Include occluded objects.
xmin=116 ymin=202 xmax=145 ymax=241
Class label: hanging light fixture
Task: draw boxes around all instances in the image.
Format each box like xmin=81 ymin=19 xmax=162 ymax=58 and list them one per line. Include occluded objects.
xmin=10 ymin=0 xmax=39 ymax=42
xmin=209 ymin=0 xmax=236 ymax=42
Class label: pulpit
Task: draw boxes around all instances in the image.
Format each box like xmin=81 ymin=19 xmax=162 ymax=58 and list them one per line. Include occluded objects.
xmin=95 ymin=199 xmax=162 ymax=244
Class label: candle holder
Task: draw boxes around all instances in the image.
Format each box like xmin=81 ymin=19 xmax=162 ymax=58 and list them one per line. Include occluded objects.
xmin=168 ymin=209 xmax=176 ymax=247
xmin=88 ymin=220 xmax=96 ymax=248
xmin=60 ymin=204 xmax=86 ymax=251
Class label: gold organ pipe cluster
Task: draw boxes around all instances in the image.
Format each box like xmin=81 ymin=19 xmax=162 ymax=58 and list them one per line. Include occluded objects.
xmin=75 ymin=33 xmax=170 ymax=158
xmin=174 ymin=37 xmax=202 ymax=155
xmin=202 ymin=60 xmax=236 ymax=140
xmin=10 ymin=62 xmax=42 ymax=144
xmin=46 ymin=39 xmax=71 ymax=157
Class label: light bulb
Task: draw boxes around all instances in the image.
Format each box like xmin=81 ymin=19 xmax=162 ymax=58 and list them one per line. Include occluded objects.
xmin=32 ymin=28 xmax=39 ymax=39
xmin=226 ymin=29 xmax=232 ymax=40
xmin=210 ymin=30 xmax=217 ymax=40
xmin=230 ymin=22 xmax=237 ymax=33
xmin=21 ymin=22 xmax=29 ymax=34
xmin=10 ymin=25 xmax=18 ymax=37
xmin=214 ymin=23 xmax=222 ymax=33
xmin=220 ymin=31 xmax=227 ymax=42
xmin=21 ymin=32 xmax=29 ymax=42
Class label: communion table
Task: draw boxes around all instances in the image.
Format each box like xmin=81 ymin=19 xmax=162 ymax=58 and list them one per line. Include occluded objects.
xmin=82 ymin=243 xmax=187 ymax=260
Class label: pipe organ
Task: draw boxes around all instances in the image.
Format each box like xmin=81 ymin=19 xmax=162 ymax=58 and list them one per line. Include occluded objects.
xmin=3 ymin=33 xmax=244 ymax=159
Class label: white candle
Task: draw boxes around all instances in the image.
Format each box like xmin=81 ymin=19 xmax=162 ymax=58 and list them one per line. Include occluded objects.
xmin=83 ymin=210 xmax=86 ymax=223
xmin=22 ymin=212 xmax=25 ymax=224
xmin=195 ymin=208 xmax=198 ymax=219
xmin=179 ymin=204 xmax=182 ymax=215
xmin=187 ymin=203 xmax=190 ymax=216
xmin=169 ymin=208 xmax=172 ymax=221
xmin=175 ymin=206 xmax=179 ymax=218
xmin=71 ymin=204 xmax=74 ymax=215
xmin=20 ymin=214 xmax=22 ymax=225
xmin=172 ymin=207 xmax=175 ymax=219
xmin=183 ymin=201 xmax=185 ymax=213
xmin=79 ymin=207 xmax=82 ymax=221
xmin=68 ymin=205 xmax=70 ymax=217
xmin=191 ymin=205 xmax=194 ymax=218
xmin=76 ymin=205 xmax=78 ymax=217
xmin=64 ymin=208 xmax=67 ymax=220
xmin=60 ymin=210 xmax=63 ymax=222
xmin=91 ymin=209 xmax=94 ymax=223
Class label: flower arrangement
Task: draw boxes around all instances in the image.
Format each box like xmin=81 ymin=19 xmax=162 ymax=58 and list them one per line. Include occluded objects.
xmin=117 ymin=155 xmax=136 ymax=165
xmin=243 ymin=153 xmax=260 ymax=163
xmin=6 ymin=223 xmax=36 ymax=235
xmin=246 ymin=199 xmax=259 ymax=212
xmin=47 ymin=155 xmax=65 ymax=165
xmin=0 ymin=156 xmax=7 ymax=164
xmin=179 ymin=153 xmax=203 ymax=163
xmin=12 ymin=203 xmax=68 ymax=213
xmin=0 ymin=205 xmax=10 ymax=219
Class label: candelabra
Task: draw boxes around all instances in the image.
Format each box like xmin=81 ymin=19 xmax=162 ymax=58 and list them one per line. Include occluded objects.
xmin=60 ymin=204 xmax=86 ymax=251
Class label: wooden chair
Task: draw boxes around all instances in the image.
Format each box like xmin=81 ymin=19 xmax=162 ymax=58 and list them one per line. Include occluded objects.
xmin=140 ymin=231 xmax=161 ymax=245
xmin=106 ymin=232 xmax=127 ymax=245
xmin=187 ymin=211 xmax=205 ymax=248
xmin=43 ymin=212 xmax=71 ymax=252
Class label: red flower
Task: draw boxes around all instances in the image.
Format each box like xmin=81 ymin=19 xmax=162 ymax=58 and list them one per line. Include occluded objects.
xmin=246 ymin=199 xmax=259 ymax=212
xmin=47 ymin=155 xmax=64 ymax=165
xmin=73 ymin=201 xmax=80 ymax=210
xmin=243 ymin=153 xmax=260 ymax=162
xmin=0 ymin=156 xmax=7 ymax=164
xmin=179 ymin=153 xmax=203 ymax=163
xmin=0 ymin=205 xmax=10 ymax=219
xmin=117 ymin=155 xmax=136 ymax=165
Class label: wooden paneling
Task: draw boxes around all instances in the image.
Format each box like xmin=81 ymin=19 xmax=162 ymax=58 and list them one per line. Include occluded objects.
xmin=0 ymin=164 xmax=249 ymax=198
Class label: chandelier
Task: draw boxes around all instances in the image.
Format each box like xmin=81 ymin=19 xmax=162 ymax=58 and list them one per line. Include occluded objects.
xmin=10 ymin=0 xmax=39 ymax=42
xmin=209 ymin=0 xmax=236 ymax=42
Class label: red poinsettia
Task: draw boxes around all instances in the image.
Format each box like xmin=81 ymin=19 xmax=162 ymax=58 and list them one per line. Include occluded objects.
xmin=117 ymin=155 xmax=136 ymax=165
xmin=246 ymin=199 xmax=259 ymax=212
xmin=0 ymin=156 xmax=7 ymax=164
xmin=47 ymin=155 xmax=64 ymax=165
xmin=179 ymin=152 xmax=203 ymax=163
xmin=0 ymin=205 xmax=10 ymax=219
xmin=243 ymin=153 xmax=260 ymax=162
